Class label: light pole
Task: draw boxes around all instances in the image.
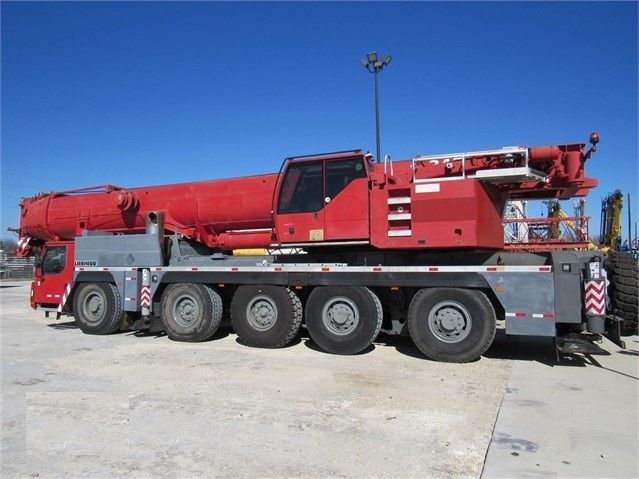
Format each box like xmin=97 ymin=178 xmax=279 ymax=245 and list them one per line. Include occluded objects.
xmin=360 ymin=51 xmax=391 ymax=163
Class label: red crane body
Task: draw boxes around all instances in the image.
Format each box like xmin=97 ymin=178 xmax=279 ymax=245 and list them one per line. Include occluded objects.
xmin=16 ymin=137 xmax=599 ymax=256
xmin=21 ymin=132 xmax=634 ymax=364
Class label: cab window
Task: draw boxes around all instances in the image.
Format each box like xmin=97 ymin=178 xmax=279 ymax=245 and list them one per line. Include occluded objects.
xmin=41 ymin=246 xmax=67 ymax=274
xmin=325 ymin=158 xmax=367 ymax=199
xmin=278 ymin=161 xmax=324 ymax=214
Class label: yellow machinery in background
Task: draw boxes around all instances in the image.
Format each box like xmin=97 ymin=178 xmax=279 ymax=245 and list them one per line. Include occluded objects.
xmin=599 ymin=190 xmax=624 ymax=252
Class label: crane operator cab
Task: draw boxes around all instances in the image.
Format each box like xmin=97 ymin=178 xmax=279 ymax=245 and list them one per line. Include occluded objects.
xmin=275 ymin=151 xmax=371 ymax=246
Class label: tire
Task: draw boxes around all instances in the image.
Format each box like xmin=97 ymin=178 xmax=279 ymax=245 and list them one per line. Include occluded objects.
xmin=73 ymin=282 xmax=124 ymax=335
xmin=161 ymin=283 xmax=222 ymax=342
xmin=230 ymin=285 xmax=302 ymax=348
xmin=407 ymin=288 xmax=496 ymax=363
xmin=305 ymin=286 xmax=383 ymax=355
xmin=605 ymin=252 xmax=638 ymax=335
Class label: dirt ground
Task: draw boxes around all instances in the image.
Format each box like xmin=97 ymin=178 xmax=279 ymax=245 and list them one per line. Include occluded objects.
xmin=1 ymin=281 xmax=514 ymax=478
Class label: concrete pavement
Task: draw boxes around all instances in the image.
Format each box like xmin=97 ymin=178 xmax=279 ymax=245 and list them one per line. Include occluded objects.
xmin=483 ymin=336 xmax=638 ymax=479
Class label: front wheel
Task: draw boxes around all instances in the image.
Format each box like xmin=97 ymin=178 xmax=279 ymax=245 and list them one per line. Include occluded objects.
xmin=161 ymin=283 xmax=223 ymax=342
xmin=73 ymin=282 xmax=124 ymax=335
xmin=408 ymin=288 xmax=496 ymax=363
xmin=305 ymin=286 xmax=383 ymax=355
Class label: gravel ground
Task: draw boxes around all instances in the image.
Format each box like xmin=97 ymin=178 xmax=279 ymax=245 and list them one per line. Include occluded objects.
xmin=1 ymin=281 xmax=514 ymax=478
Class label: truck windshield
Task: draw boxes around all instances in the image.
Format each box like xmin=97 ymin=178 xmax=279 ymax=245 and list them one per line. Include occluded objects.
xmin=278 ymin=161 xmax=323 ymax=214
xmin=41 ymin=246 xmax=67 ymax=274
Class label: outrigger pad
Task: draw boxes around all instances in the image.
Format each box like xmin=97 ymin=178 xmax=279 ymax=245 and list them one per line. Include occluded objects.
xmin=557 ymin=336 xmax=611 ymax=355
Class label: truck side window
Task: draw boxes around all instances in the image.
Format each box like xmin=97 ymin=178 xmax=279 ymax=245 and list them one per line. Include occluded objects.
xmin=326 ymin=158 xmax=367 ymax=200
xmin=41 ymin=246 xmax=67 ymax=274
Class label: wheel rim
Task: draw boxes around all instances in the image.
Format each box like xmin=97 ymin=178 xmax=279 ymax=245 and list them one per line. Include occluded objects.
xmin=427 ymin=300 xmax=472 ymax=343
xmin=321 ymin=296 xmax=359 ymax=335
xmin=83 ymin=291 xmax=106 ymax=323
xmin=246 ymin=294 xmax=278 ymax=331
xmin=171 ymin=294 xmax=200 ymax=327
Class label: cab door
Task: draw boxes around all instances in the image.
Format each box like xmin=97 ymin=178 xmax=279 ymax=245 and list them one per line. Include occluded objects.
xmin=32 ymin=241 xmax=74 ymax=310
xmin=275 ymin=160 xmax=325 ymax=244
xmin=323 ymin=157 xmax=369 ymax=241
xmin=275 ymin=156 xmax=370 ymax=245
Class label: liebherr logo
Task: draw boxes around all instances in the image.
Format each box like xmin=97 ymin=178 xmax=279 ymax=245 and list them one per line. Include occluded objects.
xmin=74 ymin=260 xmax=97 ymax=266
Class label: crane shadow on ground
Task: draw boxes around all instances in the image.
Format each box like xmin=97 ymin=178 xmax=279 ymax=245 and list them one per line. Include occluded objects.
xmin=484 ymin=329 xmax=614 ymax=368
xmin=45 ymin=318 xmax=636 ymax=375
xmin=47 ymin=320 xmax=78 ymax=330
xmin=482 ymin=329 xmax=557 ymax=365
xmin=372 ymin=334 xmax=428 ymax=360
xmin=373 ymin=328 xmax=619 ymax=367
xmin=485 ymin=329 xmax=638 ymax=379
xmin=131 ymin=325 xmax=231 ymax=342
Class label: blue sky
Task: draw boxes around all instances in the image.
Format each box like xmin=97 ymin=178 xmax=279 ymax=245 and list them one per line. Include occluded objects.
xmin=2 ymin=1 xmax=637 ymax=244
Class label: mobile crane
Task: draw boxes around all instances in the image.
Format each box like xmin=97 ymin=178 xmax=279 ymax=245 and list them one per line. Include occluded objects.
xmin=16 ymin=132 xmax=638 ymax=361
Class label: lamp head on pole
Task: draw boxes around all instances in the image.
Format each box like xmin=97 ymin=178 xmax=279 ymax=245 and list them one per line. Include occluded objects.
xmin=360 ymin=51 xmax=392 ymax=73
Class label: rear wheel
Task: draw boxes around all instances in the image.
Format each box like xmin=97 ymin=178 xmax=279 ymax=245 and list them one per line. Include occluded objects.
xmin=606 ymin=252 xmax=638 ymax=335
xmin=305 ymin=286 xmax=382 ymax=355
xmin=73 ymin=282 xmax=124 ymax=335
xmin=161 ymin=283 xmax=222 ymax=342
xmin=230 ymin=285 xmax=302 ymax=348
xmin=408 ymin=288 xmax=496 ymax=363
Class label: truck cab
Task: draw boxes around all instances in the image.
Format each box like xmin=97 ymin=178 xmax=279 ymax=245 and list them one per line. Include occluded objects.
xmin=275 ymin=151 xmax=371 ymax=245
xmin=31 ymin=240 xmax=74 ymax=314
